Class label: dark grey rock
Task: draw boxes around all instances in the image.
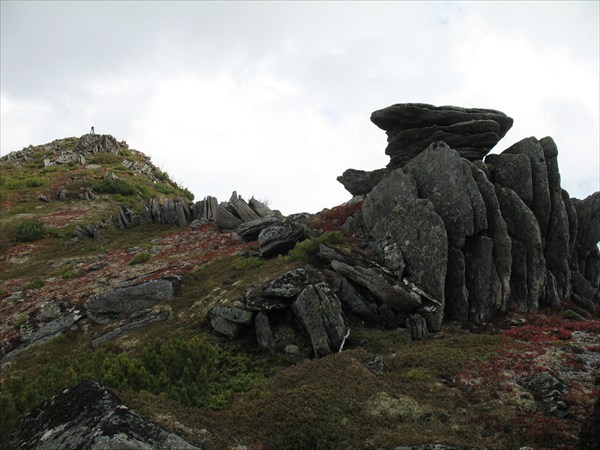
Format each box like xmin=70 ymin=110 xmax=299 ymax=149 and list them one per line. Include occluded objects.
xmin=211 ymin=306 xmax=254 ymax=325
xmin=584 ymin=246 xmax=600 ymax=289
xmin=366 ymin=355 xmax=385 ymax=374
xmin=293 ymin=283 xmax=348 ymax=358
xmin=571 ymin=271 xmax=598 ymax=308
xmin=524 ymin=371 xmax=570 ymax=418
xmin=76 ymin=133 xmax=120 ymax=154
xmin=463 ymin=235 xmax=503 ymax=322
xmin=3 ymin=379 xmax=200 ymax=450
xmin=326 ymin=270 xmax=378 ymax=323
xmin=562 ymin=190 xmax=579 ymax=269
xmin=370 ymin=103 xmax=512 ymax=167
xmin=244 ymin=287 xmax=290 ymax=311
xmin=337 ymin=168 xmax=391 ymax=196
xmin=573 ymin=192 xmax=600 ymax=263
xmin=58 ymin=187 xmax=68 ymax=201
xmin=86 ymin=279 xmax=178 ymax=323
xmin=496 ymin=186 xmax=545 ymax=312
xmin=38 ymin=194 xmax=50 ymax=202
xmin=403 ymin=142 xmax=478 ymax=248
xmin=263 ymin=267 xmax=322 ymax=298
xmin=445 ymin=248 xmax=469 ymax=322
xmin=92 ymin=309 xmax=170 ymax=349
xmin=362 ymin=168 xmax=447 ymax=331
xmin=486 ymin=152 xmax=533 ymax=206
xmin=248 ymin=197 xmax=274 ymax=217
xmin=541 ymin=270 xmax=561 ymax=308
xmin=258 ymin=223 xmax=304 ymax=257
xmin=540 ymin=137 xmax=571 ymax=298
xmin=229 ymin=191 xmax=260 ymax=222
xmin=215 ymin=204 xmax=243 ymax=230
xmin=504 ymin=137 xmax=552 ymax=240
xmin=210 ymin=315 xmax=242 ymax=337
xmin=469 ymin=163 xmax=512 ymax=310
xmin=255 ymin=312 xmax=276 ymax=352
xmin=237 ymin=215 xmax=281 ymax=241
xmin=372 ymin=235 xmax=406 ymax=278
xmin=330 ymin=259 xmax=421 ymax=312
xmin=405 ymin=314 xmax=428 ymax=340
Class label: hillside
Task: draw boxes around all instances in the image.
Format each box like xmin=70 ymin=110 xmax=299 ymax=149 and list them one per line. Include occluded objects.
xmin=1 ymin=106 xmax=599 ymax=450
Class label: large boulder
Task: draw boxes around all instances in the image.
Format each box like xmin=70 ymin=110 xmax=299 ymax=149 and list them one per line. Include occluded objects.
xmin=573 ymin=192 xmax=600 ymax=265
xmin=336 ymin=168 xmax=391 ymax=196
xmin=258 ymin=222 xmax=304 ymax=257
xmin=403 ymin=142 xmax=485 ymax=247
xmin=293 ymin=283 xmax=348 ymax=358
xmin=3 ymin=379 xmax=200 ymax=450
xmin=76 ymin=133 xmax=120 ymax=154
xmin=237 ymin=215 xmax=281 ymax=241
xmin=370 ymin=103 xmax=513 ymax=168
xmin=86 ymin=278 xmax=180 ymax=323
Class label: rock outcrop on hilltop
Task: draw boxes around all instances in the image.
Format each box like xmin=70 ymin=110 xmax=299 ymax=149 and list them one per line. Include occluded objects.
xmin=208 ymin=102 xmax=598 ymax=355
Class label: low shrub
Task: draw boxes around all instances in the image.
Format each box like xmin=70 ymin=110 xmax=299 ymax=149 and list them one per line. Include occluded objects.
xmin=15 ymin=220 xmax=46 ymax=242
xmin=288 ymin=231 xmax=345 ymax=261
xmin=93 ymin=178 xmax=137 ymax=196
xmin=129 ymin=252 xmax=151 ymax=265
xmin=232 ymin=256 xmax=264 ymax=270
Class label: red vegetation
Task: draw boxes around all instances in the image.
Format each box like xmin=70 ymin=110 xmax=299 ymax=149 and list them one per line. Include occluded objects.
xmin=311 ymin=200 xmax=363 ymax=232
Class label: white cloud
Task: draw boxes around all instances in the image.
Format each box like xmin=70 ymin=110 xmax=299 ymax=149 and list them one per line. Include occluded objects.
xmin=1 ymin=1 xmax=598 ymax=213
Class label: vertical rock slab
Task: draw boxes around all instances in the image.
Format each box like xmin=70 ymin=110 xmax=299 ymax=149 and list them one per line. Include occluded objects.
xmin=293 ymin=283 xmax=348 ymax=358
xmin=496 ymin=186 xmax=546 ymax=312
xmin=486 ymin=152 xmax=533 ymax=206
xmin=504 ymin=137 xmax=552 ymax=241
xmin=540 ymin=137 xmax=571 ymax=298
xmin=463 ymin=235 xmax=503 ymax=322
xmin=562 ymin=189 xmax=578 ymax=270
xmin=362 ymin=167 xmax=447 ymax=330
xmin=445 ymin=247 xmax=469 ymax=322
xmin=403 ymin=142 xmax=477 ymax=248
xmin=469 ymin=163 xmax=512 ymax=310
xmin=573 ymin=192 xmax=600 ymax=269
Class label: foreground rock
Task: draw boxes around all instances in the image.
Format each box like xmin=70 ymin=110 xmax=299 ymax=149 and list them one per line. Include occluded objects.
xmin=3 ymin=379 xmax=200 ymax=450
xmin=370 ymin=103 xmax=513 ymax=168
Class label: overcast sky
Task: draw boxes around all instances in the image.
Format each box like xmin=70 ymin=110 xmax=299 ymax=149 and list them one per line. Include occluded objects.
xmin=1 ymin=1 xmax=598 ymax=215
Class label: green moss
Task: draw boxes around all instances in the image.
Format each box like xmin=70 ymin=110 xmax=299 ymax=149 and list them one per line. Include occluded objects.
xmin=129 ymin=252 xmax=152 ymax=265
xmin=288 ymin=231 xmax=346 ymax=262
xmin=15 ymin=220 xmax=46 ymax=242
xmin=232 ymin=256 xmax=264 ymax=270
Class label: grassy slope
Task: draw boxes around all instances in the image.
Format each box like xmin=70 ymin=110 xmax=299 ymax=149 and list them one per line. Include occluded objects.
xmin=1 ymin=140 xmax=599 ymax=449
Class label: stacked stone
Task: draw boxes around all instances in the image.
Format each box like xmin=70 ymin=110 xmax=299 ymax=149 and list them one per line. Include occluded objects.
xmin=336 ymin=103 xmax=599 ymax=333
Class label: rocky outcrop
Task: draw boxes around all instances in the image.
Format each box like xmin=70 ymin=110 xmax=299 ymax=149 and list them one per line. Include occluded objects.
xmin=369 ymin=103 xmax=513 ymax=168
xmin=336 ymin=102 xmax=598 ymax=331
xmin=76 ymin=133 xmax=120 ymax=154
xmin=258 ymin=222 xmax=305 ymax=257
xmin=86 ymin=277 xmax=181 ymax=323
xmin=4 ymin=379 xmax=200 ymax=450
xmin=337 ymin=168 xmax=391 ymax=196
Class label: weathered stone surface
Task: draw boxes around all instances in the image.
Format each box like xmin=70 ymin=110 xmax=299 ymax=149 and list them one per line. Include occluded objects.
xmin=211 ymin=306 xmax=254 ymax=324
xmin=229 ymin=191 xmax=260 ymax=222
xmin=215 ymin=204 xmax=243 ymax=230
xmin=469 ymin=163 xmax=512 ymax=308
xmin=584 ymin=246 xmax=600 ymax=289
xmin=504 ymin=137 xmax=552 ymax=240
xmin=330 ymin=259 xmax=421 ymax=312
xmin=76 ymin=133 xmax=120 ymax=154
xmin=3 ymin=379 xmax=200 ymax=450
xmin=263 ymin=267 xmax=322 ymax=298
xmin=463 ymin=235 xmax=503 ymax=322
xmin=403 ymin=142 xmax=481 ymax=247
xmin=445 ymin=248 xmax=469 ymax=322
xmin=210 ymin=315 xmax=242 ymax=337
xmin=255 ymin=311 xmax=276 ymax=352
xmin=74 ymin=224 xmax=99 ymax=240
xmin=293 ymin=283 xmax=348 ymax=358
xmin=161 ymin=198 xmax=190 ymax=227
xmin=372 ymin=235 xmax=406 ymax=279
xmin=248 ymin=197 xmax=273 ymax=217
xmin=86 ymin=279 xmax=178 ymax=323
xmin=496 ymin=186 xmax=545 ymax=312
xmin=237 ymin=215 xmax=281 ymax=241
xmin=92 ymin=308 xmax=170 ymax=349
xmin=486 ymin=152 xmax=533 ymax=206
xmin=325 ymin=270 xmax=379 ymax=323
xmin=405 ymin=314 xmax=428 ymax=340
xmin=193 ymin=196 xmax=219 ymax=221
xmin=258 ymin=223 xmax=304 ymax=257
xmin=524 ymin=371 xmax=570 ymax=418
xmin=336 ymin=168 xmax=391 ymax=196
xmin=573 ymin=192 xmax=600 ymax=263
xmin=571 ymin=271 xmax=599 ymax=307
xmin=540 ymin=137 xmax=571 ymax=298
xmin=362 ymin=168 xmax=448 ymax=318
xmin=370 ymin=103 xmax=512 ymax=167
xmin=244 ymin=287 xmax=290 ymax=311
xmin=562 ymin=189 xmax=579 ymax=268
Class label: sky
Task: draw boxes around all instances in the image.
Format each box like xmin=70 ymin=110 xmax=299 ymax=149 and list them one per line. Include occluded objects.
xmin=1 ymin=1 xmax=598 ymax=215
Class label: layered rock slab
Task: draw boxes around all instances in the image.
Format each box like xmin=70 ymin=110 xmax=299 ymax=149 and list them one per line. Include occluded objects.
xmin=370 ymin=103 xmax=513 ymax=168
